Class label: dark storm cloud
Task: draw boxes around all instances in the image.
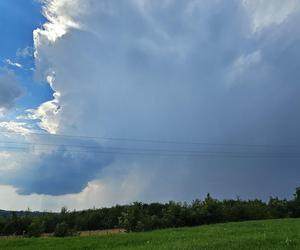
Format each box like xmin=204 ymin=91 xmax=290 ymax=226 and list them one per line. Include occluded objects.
xmin=10 ymin=143 xmax=113 ymax=195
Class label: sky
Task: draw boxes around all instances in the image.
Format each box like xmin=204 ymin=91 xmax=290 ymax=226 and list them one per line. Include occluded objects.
xmin=0 ymin=0 xmax=300 ymax=211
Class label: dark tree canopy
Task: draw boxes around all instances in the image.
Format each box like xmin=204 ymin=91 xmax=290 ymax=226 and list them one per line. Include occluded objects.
xmin=1 ymin=188 xmax=300 ymax=237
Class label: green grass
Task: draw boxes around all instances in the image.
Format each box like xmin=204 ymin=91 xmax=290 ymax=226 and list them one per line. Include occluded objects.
xmin=1 ymin=219 xmax=300 ymax=249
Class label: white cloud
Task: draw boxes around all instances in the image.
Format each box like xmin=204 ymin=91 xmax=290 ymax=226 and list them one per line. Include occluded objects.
xmin=234 ymin=50 xmax=262 ymax=70
xmin=26 ymin=92 xmax=60 ymax=134
xmin=0 ymin=121 xmax=32 ymax=135
xmin=22 ymin=70 xmax=61 ymax=134
xmin=243 ymin=0 xmax=300 ymax=32
xmin=33 ymin=0 xmax=83 ymax=44
xmin=4 ymin=59 xmax=23 ymax=69
xmin=227 ymin=50 xmax=262 ymax=84
xmin=16 ymin=46 xmax=34 ymax=58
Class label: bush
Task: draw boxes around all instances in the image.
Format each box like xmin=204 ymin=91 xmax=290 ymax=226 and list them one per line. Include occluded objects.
xmin=53 ymin=222 xmax=78 ymax=237
xmin=27 ymin=220 xmax=45 ymax=237
xmin=53 ymin=222 xmax=70 ymax=237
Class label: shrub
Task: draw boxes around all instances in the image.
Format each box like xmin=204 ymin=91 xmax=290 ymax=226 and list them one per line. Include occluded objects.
xmin=27 ymin=220 xmax=45 ymax=237
xmin=53 ymin=222 xmax=78 ymax=237
xmin=53 ymin=222 xmax=70 ymax=237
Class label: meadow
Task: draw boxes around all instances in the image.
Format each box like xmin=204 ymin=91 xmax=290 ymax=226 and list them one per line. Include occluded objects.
xmin=0 ymin=218 xmax=299 ymax=250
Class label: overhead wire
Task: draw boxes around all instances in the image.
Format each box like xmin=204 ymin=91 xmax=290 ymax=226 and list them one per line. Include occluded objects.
xmin=0 ymin=129 xmax=300 ymax=148
xmin=0 ymin=144 xmax=300 ymax=159
xmin=1 ymin=130 xmax=300 ymax=159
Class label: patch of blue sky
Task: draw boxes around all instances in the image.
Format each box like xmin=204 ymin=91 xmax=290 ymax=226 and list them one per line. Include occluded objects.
xmin=13 ymin=67 xmax=53 ymax=110
xmin=0 ymin=0 xmax=53 ymax=111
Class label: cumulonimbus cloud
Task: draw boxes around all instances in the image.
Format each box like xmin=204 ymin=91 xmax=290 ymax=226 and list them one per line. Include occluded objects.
xmin=1 ymin=0 xmax=300 ymax=209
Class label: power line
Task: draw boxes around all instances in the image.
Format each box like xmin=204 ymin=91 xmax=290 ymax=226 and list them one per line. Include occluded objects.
xmin=0 ymin=140 xmax=299 ymax=156
xmin=0 ymin=129 xmax=300 ymax=149
xmin=1 ymin=145 xmax=300 ymax=159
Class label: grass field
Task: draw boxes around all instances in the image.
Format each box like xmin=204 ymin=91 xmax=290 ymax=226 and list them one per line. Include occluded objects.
xmin=0 ymin=219 xmax=300 ymax=249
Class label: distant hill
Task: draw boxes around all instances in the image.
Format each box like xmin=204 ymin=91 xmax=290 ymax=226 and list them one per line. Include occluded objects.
xmin=0 ymin=210 xmax=12 ymax=217
xmin=0 ymin=209 xmax=46 ymax=218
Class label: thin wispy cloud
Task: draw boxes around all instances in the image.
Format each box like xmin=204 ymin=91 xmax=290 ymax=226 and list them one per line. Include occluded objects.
xmin=4 ymin=59 xmax=23 ymax=69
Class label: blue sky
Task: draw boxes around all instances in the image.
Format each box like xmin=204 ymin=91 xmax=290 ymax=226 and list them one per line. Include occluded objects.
xmin=0 ymin=0 xmax=52 ymax=111
xmin=0 ymin=0 xmax=300 ymax=211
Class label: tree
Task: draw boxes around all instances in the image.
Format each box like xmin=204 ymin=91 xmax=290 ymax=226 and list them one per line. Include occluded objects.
xmin=268 ymin=197 xmax=288 ymax=218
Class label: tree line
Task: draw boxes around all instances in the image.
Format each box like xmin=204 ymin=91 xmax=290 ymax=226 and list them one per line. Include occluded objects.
xmin=1 ymin=188 xmax=300 ymax=237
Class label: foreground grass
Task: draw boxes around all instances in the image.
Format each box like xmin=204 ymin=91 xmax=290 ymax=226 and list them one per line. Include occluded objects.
xmin=1 ymin=219 xmax=300 ymax=249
